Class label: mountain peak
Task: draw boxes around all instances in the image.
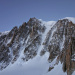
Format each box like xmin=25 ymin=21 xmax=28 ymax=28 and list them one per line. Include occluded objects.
xmin=61 ymin=17 xmax=75 ymax=24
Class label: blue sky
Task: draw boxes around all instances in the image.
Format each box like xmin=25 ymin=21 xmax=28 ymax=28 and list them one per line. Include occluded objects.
xmin=0 ymin=0 xmax=75 ymax=32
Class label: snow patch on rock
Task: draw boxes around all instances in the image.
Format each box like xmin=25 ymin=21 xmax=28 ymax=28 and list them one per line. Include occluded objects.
xmin=64 ymin=17 xmax=75 ymax=24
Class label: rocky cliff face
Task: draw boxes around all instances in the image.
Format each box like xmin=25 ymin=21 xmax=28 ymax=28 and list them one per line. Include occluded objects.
xmin=0 ymin=17 xmax=75 ymax=75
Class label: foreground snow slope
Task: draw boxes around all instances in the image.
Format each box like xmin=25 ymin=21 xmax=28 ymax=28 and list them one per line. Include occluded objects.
xmin=0 ymin=52 xmax=50 ymax=75
xmin=0 ymin=52 xmax=67 ymax=75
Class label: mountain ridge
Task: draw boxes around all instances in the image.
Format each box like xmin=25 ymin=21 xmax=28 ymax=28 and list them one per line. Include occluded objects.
xmin=0 ymin=17 xmax=75 ymax=75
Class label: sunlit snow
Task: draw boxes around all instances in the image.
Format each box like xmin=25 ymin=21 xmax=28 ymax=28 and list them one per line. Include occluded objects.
xmin=64 ymin=17 xmax=75 ymax=24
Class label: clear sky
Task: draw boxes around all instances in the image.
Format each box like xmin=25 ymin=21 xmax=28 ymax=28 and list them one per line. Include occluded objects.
xmin=0 ymin=0 xmax=75 ymax=32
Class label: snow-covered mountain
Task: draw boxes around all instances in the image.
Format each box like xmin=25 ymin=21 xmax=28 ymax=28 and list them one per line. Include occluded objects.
xmin=0 ymin=17 xmax=75 ymax=75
